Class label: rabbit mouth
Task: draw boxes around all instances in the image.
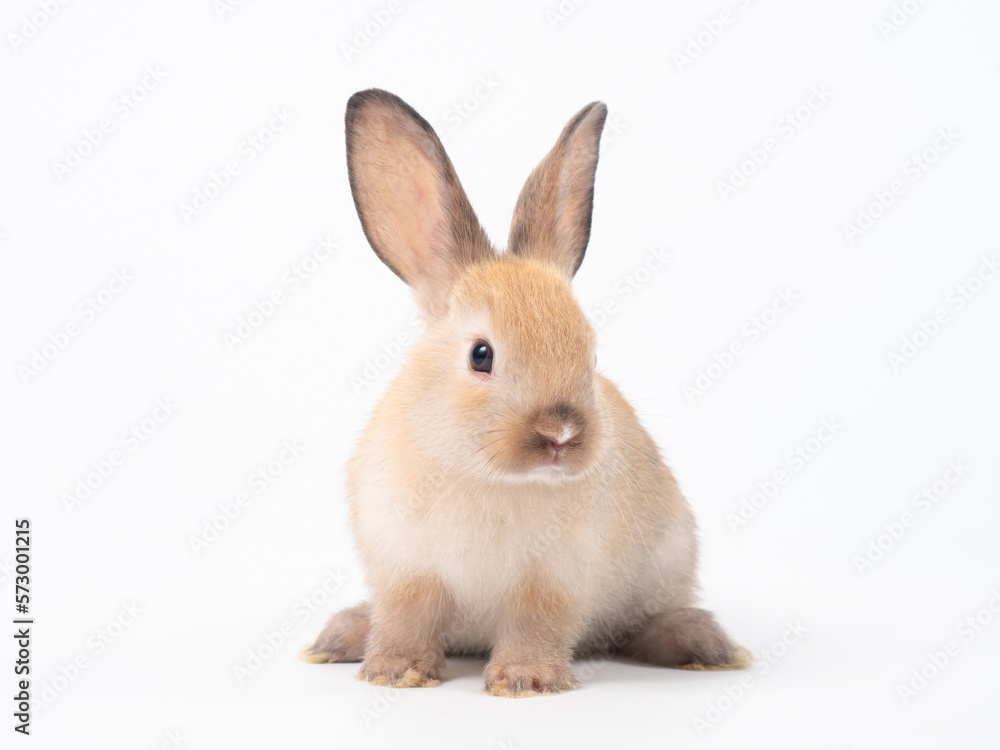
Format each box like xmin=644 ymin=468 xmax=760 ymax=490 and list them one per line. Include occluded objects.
xmin=474 ymin=402 xmax=597 ymax=482
xmin=478 ymin=432 xmax=593 ymax=483
xmin=520 ymin=431 xmax=590 ymax=479
xmin=536 ymin=433 xmax=581 ymax=465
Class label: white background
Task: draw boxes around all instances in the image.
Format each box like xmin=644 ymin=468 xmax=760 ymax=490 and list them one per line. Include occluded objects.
xmin=2 ymin=0 xmax=999 ymax=748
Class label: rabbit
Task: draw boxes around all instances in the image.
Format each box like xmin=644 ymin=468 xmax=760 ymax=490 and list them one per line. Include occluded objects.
xmin=302 ymin=89 xmax=750 ymax=697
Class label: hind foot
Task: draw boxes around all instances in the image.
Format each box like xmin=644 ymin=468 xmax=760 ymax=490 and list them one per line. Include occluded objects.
xmin=300 ymin=603 xmax=370 ymax=663
xmin=622 ymin=607 xmax=751 ymax=671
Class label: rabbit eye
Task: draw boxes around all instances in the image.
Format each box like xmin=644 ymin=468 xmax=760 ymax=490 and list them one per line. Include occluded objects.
xmin=470 ymin=340 xmax=493 ymax=374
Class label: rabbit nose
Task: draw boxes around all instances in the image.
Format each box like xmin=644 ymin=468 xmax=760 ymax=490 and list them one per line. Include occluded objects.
xmin=533 ymin=402 xmax=585 ymax=451
xmin=535 ymin=428 xmax=576 ymax=456
xmin=541 ymin=433 xmax=571 ymax=453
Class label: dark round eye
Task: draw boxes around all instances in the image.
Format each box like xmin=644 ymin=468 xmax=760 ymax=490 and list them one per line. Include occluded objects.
xmin=470 ymin=340 xmax=493 ymax=373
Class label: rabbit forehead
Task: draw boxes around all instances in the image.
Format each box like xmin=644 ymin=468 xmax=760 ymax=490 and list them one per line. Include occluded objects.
xmin=450 ymin=257 xmax=595 ymax=365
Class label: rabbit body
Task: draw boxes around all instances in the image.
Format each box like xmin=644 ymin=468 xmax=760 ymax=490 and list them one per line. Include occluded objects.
xmin=303 ymin=90 xmax=748 ymax=696
xmin=351 ymin=335 xmax=696 ymax=657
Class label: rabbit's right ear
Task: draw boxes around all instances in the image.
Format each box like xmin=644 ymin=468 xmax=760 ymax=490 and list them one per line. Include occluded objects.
xmin=507 ymin=102 xmax=607 ymax=278
xmin=346 ymin=89 xmax=494 ymax=314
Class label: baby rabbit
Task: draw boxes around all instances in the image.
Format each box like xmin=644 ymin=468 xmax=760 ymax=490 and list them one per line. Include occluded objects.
xmin=303 ymin=89 xmax=749 ymax=697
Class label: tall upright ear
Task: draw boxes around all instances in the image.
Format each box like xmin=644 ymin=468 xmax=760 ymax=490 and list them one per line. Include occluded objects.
xmin=346 ymin=89 xmax=494 ymax=313
xmin=507 ymin=102 xmax=608 ymax=278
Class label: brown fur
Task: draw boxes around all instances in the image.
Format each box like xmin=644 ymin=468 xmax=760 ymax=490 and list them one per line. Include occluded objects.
xmin=345 ymin=89 xmax=493 ymax=312
xmin=620 ymin=608 xmax=752 ymax=670
xmin=508 ymin=102 xmax=608 ymax=277
xmin=358 ymin=576 xmax=453 ymax=687
xmin=300 ymin=603 xmax=369 ymax=663
xmin=304 ymin=90 xmax=749 ymax=696
xmin=484 ymin=576 xmax=581 ymax=697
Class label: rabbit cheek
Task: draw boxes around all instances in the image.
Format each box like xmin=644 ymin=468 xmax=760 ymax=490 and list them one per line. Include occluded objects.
xmin=475 ymin=415 xmax=537 ymax=476
xmin=477 ymin=410 xmax=594 ymax=480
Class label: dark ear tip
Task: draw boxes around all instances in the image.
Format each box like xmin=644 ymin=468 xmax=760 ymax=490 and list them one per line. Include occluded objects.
xmin=586 ymin=101 xmax=608 ymax=126
xmin=565 ymin=101 xmax=608 ymax=139
xmin=346 ymin=88 xmax=398 ymax=118
xmin=345 ymin=89 xmax=439 ymax=144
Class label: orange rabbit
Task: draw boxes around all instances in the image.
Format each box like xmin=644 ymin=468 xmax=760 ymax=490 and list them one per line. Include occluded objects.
xmin=303 ymin=90 xmax=749 ymax=697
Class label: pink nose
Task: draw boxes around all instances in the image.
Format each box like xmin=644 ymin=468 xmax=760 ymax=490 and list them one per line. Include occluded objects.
xmin=546 ymin=438 xmax=568 ymax=453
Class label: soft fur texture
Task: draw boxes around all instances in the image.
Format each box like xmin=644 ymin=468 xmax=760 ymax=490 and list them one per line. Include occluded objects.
xmin=301 ymin=89 xmax=749 ymax=696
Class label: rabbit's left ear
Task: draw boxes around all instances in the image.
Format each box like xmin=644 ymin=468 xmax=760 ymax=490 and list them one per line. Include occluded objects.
xmin=346 ymin=89 xmax=494 ymax=314
xmin=507 ymin=102 xmax=608 ymax=278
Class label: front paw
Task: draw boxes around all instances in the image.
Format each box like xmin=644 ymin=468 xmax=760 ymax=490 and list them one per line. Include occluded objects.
xmin=483 ymin=660 xmax=578 ymax=698
xmin=359 ymin=653 xmax=441 ymax=688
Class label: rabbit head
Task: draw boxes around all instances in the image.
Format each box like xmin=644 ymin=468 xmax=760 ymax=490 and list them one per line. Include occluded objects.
xmin=346 ymin=89 xmax=609 ymax=483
